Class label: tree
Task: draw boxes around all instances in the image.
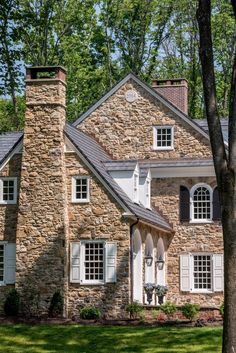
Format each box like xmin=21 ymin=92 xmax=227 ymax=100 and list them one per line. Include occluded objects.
xmin=197 ymin=1 xmax=236 ymax=352
xmin=0 ymin=0 xmax=23 ymax=129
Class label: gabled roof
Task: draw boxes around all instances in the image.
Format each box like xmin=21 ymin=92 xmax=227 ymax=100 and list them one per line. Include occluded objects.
xmin=0 ymin=132 xmax=23 ymax=169
xmin=72 ymin=72 xmax=210 ymax=143
xmin=65 ymin=123 xmax=172 ymax=232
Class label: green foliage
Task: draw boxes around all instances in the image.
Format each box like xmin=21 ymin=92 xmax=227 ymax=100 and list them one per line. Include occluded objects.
xmin=4 ymin=289 xmax=20 ymax=316
xmin=79 ymin=306 xmax=101 ymax=320
xmin=0 ymin=97 xmax=25 ymax=132
xmin=125 ymin=302 xmax=143 ymax=319
xmin=181 ymin=303 xmax=200 ymax=321
xmin=20 ymin=281 xmax=41 ymax=317
xmin=160 ymin=301 xmax=177 ymax=319
xmin=219 ymin=303 xmax=224 ymax=318
xmin=48 ymin=291 xmax=63 ymax=318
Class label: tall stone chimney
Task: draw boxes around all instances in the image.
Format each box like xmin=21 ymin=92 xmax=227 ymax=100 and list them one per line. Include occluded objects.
xmin=16 ymin=66 xmax=69 ymax=315
xmin=152 ymin=78 xmax=188 ymax=115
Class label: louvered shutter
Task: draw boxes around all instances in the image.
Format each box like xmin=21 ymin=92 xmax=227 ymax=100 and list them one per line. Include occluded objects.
xmin=213 ymin=187 xmax=221 ymax=221
xmin=70 ymin=243 xmax=80 ymax=283
xmin=179 ymin=186 xmax=190 ymax=222
xmin=5 ymin=243 xmax=16 ymax=284
xmin=105 ymin=242 xmax=117 ymax=283
xmin=213 ymin=254 xmax=224 ymax=292
xmin=180 ymin=254 xmax=190 ymax=291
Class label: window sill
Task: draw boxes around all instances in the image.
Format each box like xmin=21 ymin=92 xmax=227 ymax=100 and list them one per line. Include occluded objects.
xmin=0 ymin=201 xmax=17 ymax=205
xmin=153 ymin=147 xmax=174 ymax=151
xmin=71 ymin=199 xmax=90 ymax=204
xmin=189 ymin=220 xmax=214 ymax=224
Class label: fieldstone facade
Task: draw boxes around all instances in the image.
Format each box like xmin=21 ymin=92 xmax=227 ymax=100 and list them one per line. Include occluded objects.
xmin=0 ymin=68 xmax=224 ymax=317
xmin=79 ymin=80 xmax=211 ymax=160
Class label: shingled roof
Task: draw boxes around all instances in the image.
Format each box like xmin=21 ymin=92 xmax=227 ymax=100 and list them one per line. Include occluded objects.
xmin=0 ymin=132 xmax=23 ymax=167
xmin=65 ymin=123 xmax=173 ymax=232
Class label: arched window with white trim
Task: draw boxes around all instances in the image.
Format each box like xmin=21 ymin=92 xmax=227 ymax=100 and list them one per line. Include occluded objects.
xmin=190 ymin=184 xmax=213 ymax=222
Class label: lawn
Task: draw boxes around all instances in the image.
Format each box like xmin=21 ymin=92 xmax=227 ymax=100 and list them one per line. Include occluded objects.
xmin=0 ymin=324 xmax=222 ymax=353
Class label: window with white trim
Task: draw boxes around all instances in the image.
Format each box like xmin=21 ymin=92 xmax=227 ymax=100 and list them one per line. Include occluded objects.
xmin=84 ymin=242 xmax=104 ymax=282
xmin=193 ymin=254 xmax=212 ymax=291
xmin=190 ymin=184 xmax=213 ymax=222
xmin=70 ymin=241 xmax=117 ymax=284
xmin=0 ymin=178 xmax=17 ymax=204
xmin=0 ymin=242 xmax=16 ymax=285
xmin=153 ymin=126 xmax=174 ymax=150
xmin=72 ymin=176 xmax=90 ymax=203
xmin=180 ymin=253 xmax=223 ymax=293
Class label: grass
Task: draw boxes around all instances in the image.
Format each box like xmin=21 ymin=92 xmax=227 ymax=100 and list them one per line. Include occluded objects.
xmin=0 ymin=324 xmax=222 ymax=353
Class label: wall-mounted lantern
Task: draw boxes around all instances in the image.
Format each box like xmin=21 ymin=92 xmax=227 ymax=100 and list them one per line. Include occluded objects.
xmin=144 ymin=252 xmax=153 ymax=266
xmin=156 ymin=255 xmax=165 ymax=270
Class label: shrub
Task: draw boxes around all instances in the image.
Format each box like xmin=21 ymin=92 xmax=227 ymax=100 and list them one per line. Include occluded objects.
xmin=20 ymin=281 xmax=41 ymax=317
xmin=79 ymin=307 xmax=101 ymax=320
xmin=125 ymin=302 xmax=143 ymax=319
xmin=219 ymin=302 xmax=224 ymax=318
xmin=181 ymin=303 xmax=200 ymax=321
xmin=48 ymin=291 xmax=63 ymax=317
xmin=4 ymin=289 xmax=20 ymax=316
xmin=160 ymin=301 xmax=177 ymax=319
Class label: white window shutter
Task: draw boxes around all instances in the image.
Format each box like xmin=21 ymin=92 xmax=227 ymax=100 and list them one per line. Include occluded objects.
xmin=180 ymin=254 xmax=190 ymax=291
xmin=5 ymin=243 xmax=16 ymax=284
xmin=213 ymin=254 xmax=224 ymax=292
xmin=105 ymin=242 xmax=117 ymax=283
xmin=70 ymin=242 xmax=80 ymax=283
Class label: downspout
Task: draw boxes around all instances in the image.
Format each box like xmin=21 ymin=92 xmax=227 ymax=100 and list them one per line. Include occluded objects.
xmin=130 ymin=218 xmax=139 ymax=303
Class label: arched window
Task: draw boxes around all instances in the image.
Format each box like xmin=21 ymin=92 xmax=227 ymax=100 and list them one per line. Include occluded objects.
xmin=190 ymin=184 xmax=213 ymax=222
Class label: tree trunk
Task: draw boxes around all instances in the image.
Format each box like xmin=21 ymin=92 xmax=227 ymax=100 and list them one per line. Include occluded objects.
xmin=197 ymin=1 xmax=236 ymax=351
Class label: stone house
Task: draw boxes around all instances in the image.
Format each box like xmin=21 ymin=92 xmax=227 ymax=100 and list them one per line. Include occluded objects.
xmin=0 ymin=66 xmax=224 ymax=317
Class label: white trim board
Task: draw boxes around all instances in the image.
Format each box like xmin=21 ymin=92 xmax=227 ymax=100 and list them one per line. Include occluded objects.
xmin=151 ymin=165 xmax=215 ymax=178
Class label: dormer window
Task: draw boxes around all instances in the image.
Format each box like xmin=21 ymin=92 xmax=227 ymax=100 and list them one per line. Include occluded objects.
xmin=133 ymin=173 xmax=139 ymax=203
xmin=153 ymin=126 xmax=174 ymax=150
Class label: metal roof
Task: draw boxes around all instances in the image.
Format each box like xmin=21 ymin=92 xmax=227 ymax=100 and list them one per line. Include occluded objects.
xmin=65 ymin=123 xmax=172 ymax=232
xmin=0 ymin=132 xmax=23 ymax=167
xmin=194 ymin=118 xmax=228 ymax=143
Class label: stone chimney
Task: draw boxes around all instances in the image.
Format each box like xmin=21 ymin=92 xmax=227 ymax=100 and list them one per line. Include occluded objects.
xmin=152 ymin=78 xmax=188 ymax=115
xmin=16 ymin=66 xmax=69 ymax=315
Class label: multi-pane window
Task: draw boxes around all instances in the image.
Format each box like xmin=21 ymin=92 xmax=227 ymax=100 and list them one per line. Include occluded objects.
xmin=72 ymin=176 xmax=90 ymax=202
xmin=154 ymin=126 xmax=173 ymax=150
xmin=193 ymin=255 xmax=212 ymax=291
xmin=84 ymin=242 xmax=104 ymax=282
xmin=0 ymin=178 xmax=17 ymax=204
xmin=192 ymin=185 xmax=211 ymax=221
xmin=0 ymin=244 xmax=4 ymax=283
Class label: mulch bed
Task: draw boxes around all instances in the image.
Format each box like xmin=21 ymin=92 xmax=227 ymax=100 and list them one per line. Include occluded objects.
xmin=0 ymin=316 xmax=223 ymax=327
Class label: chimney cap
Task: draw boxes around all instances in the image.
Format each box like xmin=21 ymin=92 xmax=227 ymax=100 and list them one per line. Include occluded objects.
xmin=26 ymin=66 xmax=66 ymax=81
xmin=152 ymin=78 xmax=188 ymax=87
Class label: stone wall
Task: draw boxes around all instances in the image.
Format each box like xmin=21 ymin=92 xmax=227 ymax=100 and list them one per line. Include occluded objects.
xmin=152 ymin=177 xmax=223 ymax=307
xmin=0 ymin=154 xmax=22 ymax=312
xmin=65 ymin=152 xmax=130 ymax=318
xmin=79 ymin=80 xmax=212 ymax=160
xmin=15 ymin=77 xmax=69 ymax=315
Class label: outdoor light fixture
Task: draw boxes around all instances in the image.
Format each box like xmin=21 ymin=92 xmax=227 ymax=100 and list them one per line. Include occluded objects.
xmin=156 ymin=255 xmax=165 ymax=270
xmin=144 ymin=252 xmax=153 ymax=266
